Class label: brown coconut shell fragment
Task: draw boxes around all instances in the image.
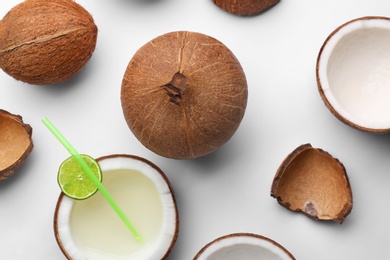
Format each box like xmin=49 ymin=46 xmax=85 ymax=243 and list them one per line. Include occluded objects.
xmin=0 ymin=110 xmax=33 ymax=180
xmin=271 ymin=144 xmax=352 ymax=224
xmin=212 ymin=0 xmax=280 ymax=16
xmin=0 ymin=0 xmax=98 ymax=85
xmin=121 ymin=31 xmax=248 ymax=159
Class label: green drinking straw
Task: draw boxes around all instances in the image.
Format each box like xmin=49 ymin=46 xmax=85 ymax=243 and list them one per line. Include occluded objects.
xmin=42 ymin=117 xmax=142 ymax=242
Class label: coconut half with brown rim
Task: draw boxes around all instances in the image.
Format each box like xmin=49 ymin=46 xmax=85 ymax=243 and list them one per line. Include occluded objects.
xmin=54 ymin=154 xmax=179 ymax=260
xmin=317 ymin=16 xmax=390 ymax=133
xmin=271 ymin=144 xmax=352 ymax=224
xmin=194 ymin=233 xmax=295 ymax=260
xmin=0 ymin=109 xmax=33 ymax=180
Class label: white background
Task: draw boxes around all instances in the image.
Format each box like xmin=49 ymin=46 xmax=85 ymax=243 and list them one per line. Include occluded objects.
xmin=1 ymin=0 xmax=390 ymax=259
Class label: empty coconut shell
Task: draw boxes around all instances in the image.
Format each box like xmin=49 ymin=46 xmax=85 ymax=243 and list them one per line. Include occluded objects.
xmin=212 ymin=0 xmax=280 ymax=16
xmin=271 ymin=144 xmax=352 ymax=224
xmin=0 ymin=0 xmax=98 ymax=85
xmin=0 ymin=110 xmax=33 ymax=180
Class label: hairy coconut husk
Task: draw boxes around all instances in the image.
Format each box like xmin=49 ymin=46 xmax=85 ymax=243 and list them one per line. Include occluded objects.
xmin=121 ymin=31 xmax=248 ymax=159
xmin=212 ymin=0 xmax=280 ymax=16
xmin=0 ymin=0 xmax=98 ymax=85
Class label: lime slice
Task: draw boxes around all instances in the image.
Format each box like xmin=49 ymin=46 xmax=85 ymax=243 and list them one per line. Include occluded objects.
xmin=58 ymin=154 xmax=102 ymax=200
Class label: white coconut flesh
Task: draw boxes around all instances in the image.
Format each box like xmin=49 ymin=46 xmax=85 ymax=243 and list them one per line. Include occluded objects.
xmin=317 ymin=17 xmax=390 ymax=130
xmin=54 ymin=155 xmax=178 ymax=260
xmin=195 ymin=234 xmax=294 ymax=260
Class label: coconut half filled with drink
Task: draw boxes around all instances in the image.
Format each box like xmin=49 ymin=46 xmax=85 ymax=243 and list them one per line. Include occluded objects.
xmin=54 ymin=154 xmax=179 ymax=260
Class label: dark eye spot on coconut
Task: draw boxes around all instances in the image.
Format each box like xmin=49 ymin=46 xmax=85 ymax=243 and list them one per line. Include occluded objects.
xmin=304 ymin=202 xmax=318 ymax=217
xmin=163 ymin=72 xmax=187 ymax=106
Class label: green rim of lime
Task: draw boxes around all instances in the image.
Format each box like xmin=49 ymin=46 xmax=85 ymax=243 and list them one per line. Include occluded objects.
xmin=58 ymin=154 xmax=102 ymax=200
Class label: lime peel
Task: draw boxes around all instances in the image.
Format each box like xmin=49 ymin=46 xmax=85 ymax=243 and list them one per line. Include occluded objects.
xmin=58 ymin=154 xmax=102 ymax=200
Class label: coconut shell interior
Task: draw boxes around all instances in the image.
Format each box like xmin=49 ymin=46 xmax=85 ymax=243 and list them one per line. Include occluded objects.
xmin=212 ymin=0 xmax=280 ymax=16
xmin=271 ymin=144 xmax=352 ymax=223
xmin=0 ymin=110 xmax=33 ymax=180
xmin=316 ymin=16 xmax=390 ymax=133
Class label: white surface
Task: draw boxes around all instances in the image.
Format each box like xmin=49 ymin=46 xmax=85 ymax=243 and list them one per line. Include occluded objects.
xmin=1 ymin=1 xmax=390 ymax=259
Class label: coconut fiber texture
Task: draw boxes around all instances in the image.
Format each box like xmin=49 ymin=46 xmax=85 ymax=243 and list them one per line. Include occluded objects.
xmin=0 ymin=0 xmax=97 ymax=85
xmin=121 ymin=31 xmax=248 ymax=159
xmin=212 ymin=0 xmax=280 ymax=16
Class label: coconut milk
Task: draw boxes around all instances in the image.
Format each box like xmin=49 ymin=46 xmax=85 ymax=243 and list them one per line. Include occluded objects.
xmin=69 ymin=169 xmax=163 ymax=259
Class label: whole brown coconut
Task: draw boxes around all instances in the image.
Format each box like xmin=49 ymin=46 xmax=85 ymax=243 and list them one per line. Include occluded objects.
xmin=0 ymin=0 xmax=98 ymax=85
xmin=121 ymin=31 xmax=248 ymax=159
xmin=212 ymin=0 xmax=280 ymax=16
xmin=0 ymin=109 xmax=33 ymax=180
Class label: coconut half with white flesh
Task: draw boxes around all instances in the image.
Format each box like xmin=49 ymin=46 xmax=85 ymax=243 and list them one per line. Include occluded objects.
xmin=317 ymin=16 xmax=390 ymax=133
xmin=54 ymin=154 xmax=179 ymax=260
xmin=194 ymin=233 xmax=295 ymax=260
